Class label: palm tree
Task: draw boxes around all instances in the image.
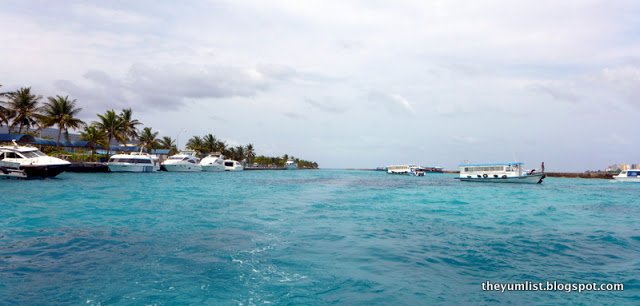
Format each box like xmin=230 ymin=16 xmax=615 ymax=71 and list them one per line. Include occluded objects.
xmin=225 ymin=147 xmax=237 ymax=160
xmin=41 ymin=95 xmax=85 ymax=146
xmin=158 ymin=136 xmax=177 ymax=154
xmin=118 ymin=108 xmax=141 ymax=145
xmin=5 ymin=87 xmax=42 ymax=133
xmin=186 ymin=136 xmax=204 ymax=154
xmin=234 ymin=145 xmax=245 ymax=161
xmin=202 ymin=134 xmax=219 ymax=153
xmin=245 ymin=144 xmax=255 ymax=164
xmin=94 ymin=110 xmax=122 ymax=156
xmin=0 ymin=84 xmax=10 ymax=128
xmin=80 ymin=124 xmax=107 ymax=157
xmin=138 ymin=127 xmax=159 ymax=153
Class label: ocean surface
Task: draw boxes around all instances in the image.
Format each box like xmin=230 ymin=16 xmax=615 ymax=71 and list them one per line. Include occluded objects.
xmin=1 ymin=170 xmax=639 ymax=305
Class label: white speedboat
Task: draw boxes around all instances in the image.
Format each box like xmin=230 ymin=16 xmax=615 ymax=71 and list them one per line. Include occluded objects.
xmin=285 ymin=159 xmax=298 ymax=170
xmin=200 ymin=153 xmax=225 ymax=172
xmin=456 ymin=162 xmax=545 ymax=184
xmin=613 ymin=169 xmax=640 ymax=182
xmin=224 ymin=159 xmax=244 ymax=171
xmin=0 ymin=140 xmax=70 ymax=178
xmin=162 ymin=151 xmax=201 ymax=172
xmin=107 ymin=152 xmax=160 ymax=172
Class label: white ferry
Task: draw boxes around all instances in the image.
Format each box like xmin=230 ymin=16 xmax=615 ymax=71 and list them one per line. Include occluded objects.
xmin=200 ymin=153 xmax=225 ymax=172
xmin=0 ymin=140 xmax=70 ymax=178
xmin=386 ymin=164 xmax=430 ymax=176
xmin=613 ymin=169 xmax=640 ymax=182
xmin=456 ymin=162 xmax=545 ymax=184
xmin=387 ymin=164 xmax=418 ymax=174
xmin=162 ymin=151 xmax=201 ymax=172
xmin=107 ymin=152 xmax=160 ymax=172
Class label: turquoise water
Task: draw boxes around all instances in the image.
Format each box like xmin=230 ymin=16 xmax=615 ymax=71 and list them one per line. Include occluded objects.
xmin=1 ymin=170 xmax=639 ymax=305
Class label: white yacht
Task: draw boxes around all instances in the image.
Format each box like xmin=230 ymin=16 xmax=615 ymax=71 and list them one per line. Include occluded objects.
xmin=107 ymin=152 xmax=160 ymax=172
xmin=456 ymin=162 xmax=545 ymax=184
xmin=162 ymin=151 xmax=201 ymax=172
xmin=0 ymin=140 xmax=70 ymax=178
xmin=200 ymin=153 xmax=225 ymax=172
xmin=613 ymin=169 xmax=640 ymax=182
xmin=223 ymin=159 xmax=244 ymax=171
xmin=285 ymin=159 xmax=298 ymax=170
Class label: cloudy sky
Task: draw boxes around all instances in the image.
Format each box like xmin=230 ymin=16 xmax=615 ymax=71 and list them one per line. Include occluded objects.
xmin=1 ymin=0 xmax=639 ymax=170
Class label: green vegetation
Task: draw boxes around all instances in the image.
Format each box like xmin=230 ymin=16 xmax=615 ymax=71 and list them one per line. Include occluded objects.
xmin=252 ymin=155 xmax=318 ymax=169
xmin=0 ymin=84 xmax=318 ymax=168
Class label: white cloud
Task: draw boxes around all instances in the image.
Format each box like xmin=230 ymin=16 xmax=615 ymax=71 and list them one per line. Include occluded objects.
xmin=71 ymin=4 xmax=154 ymax=25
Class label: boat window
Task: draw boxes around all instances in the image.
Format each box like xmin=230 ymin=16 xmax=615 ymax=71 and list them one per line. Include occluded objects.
xmin=629 ymin=171 xmax=638 ymax=177
xmin=224 ymin=161 xmax=234 ymax=167
xmin=5 ymin=152 xmax=22 ymax=159
xmin=0 ymin=152 xmax=4 ymax=160
xmin=182 ymin=157 xmax=189 ymax=161
xmin=169 ymin=156 xmax=182 ymax=160
xmin=21 ymin=151 xmax=40 ymax=158
xmin=188 ymin=160 xmax=196 ymax=164
xmin=135 ymin=159 xmax=152 ymax=164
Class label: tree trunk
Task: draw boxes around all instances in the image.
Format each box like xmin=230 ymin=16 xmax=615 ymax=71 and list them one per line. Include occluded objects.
xmin=56 ymin=128 xmax=62 ymax=147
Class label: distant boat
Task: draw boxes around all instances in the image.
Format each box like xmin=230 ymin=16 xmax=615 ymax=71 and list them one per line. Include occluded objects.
xmin=0 ymin=140 xmax=70 ymax=178
xmin=613 ymin=169 xmax=640 ymax=182
xmin=223 ymin=159 xmax=244 ymax=171
xmin=162 ymin=151 xmax=201 ymax=172
xmin=387 ymin=164 xmax=418 ymax=175
xmin=108 ymin=152 xmax=160 ymax=172
xmin=200 ymin=153 xmax=225 ymax=172
xmin=386 ymin=164 xmax=438 ymax=176
xmin=455 ymin=162 xmax=545 ymax=184
xmin=285 ymin=159 xmax=298 ymax=170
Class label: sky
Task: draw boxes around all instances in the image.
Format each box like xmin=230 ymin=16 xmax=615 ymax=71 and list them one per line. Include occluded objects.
xmin=1 ymin=0 xmax=639 ymax=170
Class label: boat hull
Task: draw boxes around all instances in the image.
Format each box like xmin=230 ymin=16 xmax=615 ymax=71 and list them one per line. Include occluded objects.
xmin=613 ymin=177 xmax=640 ymax=182
xmin=457 ymin=173 xmax=545 ymax=184
xmin=18 ymin=164 xmax=70 ymax=179
xmin=201 ymin=166 xmax=224 ymax=172
xmin=162 ymin=163 xmax=202 ymax=172
xmin=108 ymin=164 xmax=158 ymax=172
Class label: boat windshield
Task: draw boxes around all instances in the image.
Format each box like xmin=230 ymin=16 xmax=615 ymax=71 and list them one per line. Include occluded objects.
xmin=20 ymin=151 xmax=46 ymax=158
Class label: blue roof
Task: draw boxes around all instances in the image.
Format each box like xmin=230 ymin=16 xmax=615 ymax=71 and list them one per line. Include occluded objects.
xmin=33 ymin=138 xmax=57 ymax=146
xmin=459 ymin=162 xmax=524 ymax=167
xmin=0 ymin=134 xmax=36 ymax=143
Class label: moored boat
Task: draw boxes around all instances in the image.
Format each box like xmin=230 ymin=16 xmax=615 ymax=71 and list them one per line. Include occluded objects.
xmin=0 ymin=140 xmax=70 ymax=179
xmin=200 ymin=153 xmax=225 ymax=172
xmin=456 ymin=162 xmax=545 ymax=184
xmin=162 ymin=151 xmax=201 ymax=172
xmin=107 ymin=152 xmax=160 ymax=172
xmin=613 ymin=169 xmax=640 ymax=182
